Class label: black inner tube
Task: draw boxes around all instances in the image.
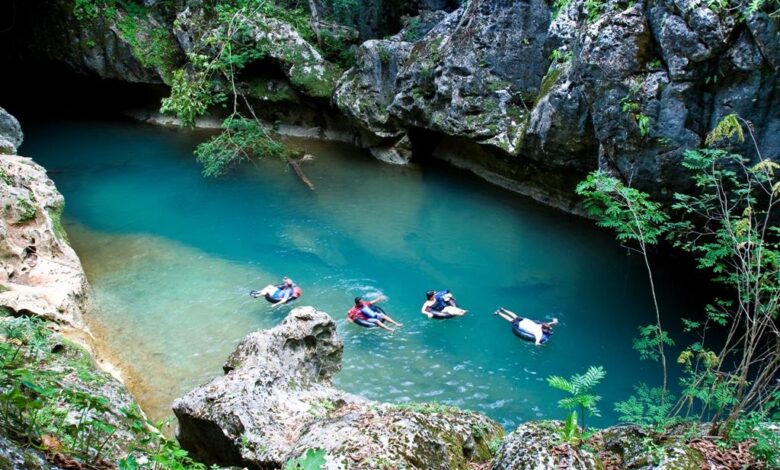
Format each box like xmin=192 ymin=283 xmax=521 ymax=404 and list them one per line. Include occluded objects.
xmin=511 ymin=320 xmax=551 ymax=343
xmin=262 ymin=287 xmax=299 ymax=304
xmin=429 ymin=309 xmax=455 ymax=319
xmin=353 ymin=305 xmax=385 ymax=328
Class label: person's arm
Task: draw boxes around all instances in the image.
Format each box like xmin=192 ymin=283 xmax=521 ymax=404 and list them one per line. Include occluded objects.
xmin=367 ymin=295 xmax=387 ymax=305
xmin=534 ymin=325 xmax=544 ymax=345
xmin=271 ymin=290 xmax=292 ymax=308
xmin=421 ymin=302 xmax=433 ymax=318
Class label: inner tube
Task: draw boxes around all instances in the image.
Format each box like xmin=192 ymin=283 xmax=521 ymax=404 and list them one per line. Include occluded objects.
xmin=427 ymin=292 xmax=457 ymax=319
xmin=250 ymin=285 xmax=302 ymax=304
xmin=428 ymin=309 xmax=456 ymax=319
xmin=353 ymin=305 xmax=386 ymax=328
xmin=512 ymin=319 xmax=551 ymax=344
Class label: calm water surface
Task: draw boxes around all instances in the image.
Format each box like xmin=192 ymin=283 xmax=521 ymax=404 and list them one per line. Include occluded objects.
xmin=21 ymin=119 xmax=696 ymax=428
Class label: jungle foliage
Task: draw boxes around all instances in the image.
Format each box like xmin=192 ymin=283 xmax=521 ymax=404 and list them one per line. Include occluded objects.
xmin=576 ymin=113 xmax=780 ymax=465
xmin=0 ymin=312 xmax=212 ymax=469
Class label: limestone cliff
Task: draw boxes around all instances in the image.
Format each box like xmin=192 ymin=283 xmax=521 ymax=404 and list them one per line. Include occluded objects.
xmin=335 ymin=0 xmax=780 ymax=207
xmin=0 ymin=119 xmax=87 ymax=327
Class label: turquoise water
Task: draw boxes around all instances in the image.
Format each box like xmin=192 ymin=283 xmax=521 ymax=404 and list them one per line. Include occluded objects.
xmin=21 ymin=119 xmax=696 ymax=428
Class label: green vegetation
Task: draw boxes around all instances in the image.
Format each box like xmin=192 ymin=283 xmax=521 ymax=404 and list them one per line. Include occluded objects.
xmin=16 ymin=196 xmax=37 ymax=222
xmin=636 ymin=113 xmax=651 ymax=137
xmin=160 ymin=67 xmax=223 ymax=128
xmin=321 ymin=0 xmax=359 ymax=26
xmin=546 ymin=366 xmax=606 ymax=430
xmin=402 ymin=18 xmax=424 ymax=42
xmin=47 ymin=205 xmax=69 ymax=243
xmin=283 ymin=448 xmax=326 ymax=470
xmin=158 ymin=0 xmax=354 ymax=175
xmin=576 ymin=172 xmax=671 ymax=396
xmin=551 ymin=0 xmax=571 ymax=17
xmin=487 ymin=436 xmax=503 ymax=456
xmin=308 ymin=399 xmax=336 ymax=417
xmin=577 ymin=113 xmax=780 ymax=466
xmin=73 ymin=1 xmax=179 ymax=81
xmin=620 ymin=95 xmax=652 ymax=137
xmin=614 ymin=384 xmax=676 ymax=433
xmin=195 ymin=117 xmax=293 ymax=177
xmin=705 ymin=0 xmax=780 ymax=17
xmin=0 ymin=312 xmax=210 ymax=469
xmin=0 ymin=168 xmax=12 ymax=185
xmin=289 ymin=62 xmax=342 ymax=98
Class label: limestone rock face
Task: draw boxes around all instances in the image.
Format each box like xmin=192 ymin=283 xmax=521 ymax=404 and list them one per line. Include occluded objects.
xmin=174 ymin=307 xmax=503 ymax=469
xmin=175 ymin=5 xmax=342 ymax=99
xmin=6 ymin=0 xmax=176 ymax=84
xmin=336 ymin=0 xmax=780 ymax=202
xmin=0 ymin=107 xmax=23 ymax=155
xmin=0 ymin=154 xmax=87 ymax=327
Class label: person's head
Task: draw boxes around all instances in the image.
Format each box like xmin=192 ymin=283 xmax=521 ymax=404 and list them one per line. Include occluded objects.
xmin=354 ymin=296 xmax=363 ymax=306
xmin=425 ymin=290 xmax=435 ymax=300
xmin=282 ymin=276 xmax=293 ymax=286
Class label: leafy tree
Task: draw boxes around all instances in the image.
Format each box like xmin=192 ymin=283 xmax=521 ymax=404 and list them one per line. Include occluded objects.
xmin=576 ymin=172 xmax=672 ymax=399
xmin=580 ymin=113 xmax=780 ymax=463
xmin=669 ymin=138 xmax=780 ymax=431
xmin=614 ymin=384 xmax=676 ymax=433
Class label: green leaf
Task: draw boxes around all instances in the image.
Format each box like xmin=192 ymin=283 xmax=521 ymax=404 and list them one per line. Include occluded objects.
xmin=284 ymin=448 xmax=327 ymax=470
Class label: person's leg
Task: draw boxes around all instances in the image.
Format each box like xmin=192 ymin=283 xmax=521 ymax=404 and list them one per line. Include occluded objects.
xmin=374 ymin=320 xmax=395 ymax=333
xmin=496 ymin=311 xmax=514 ymax=323
xmin=258 ymin=285 xmax=277 ymax=296
xmin=442 ymin=306 xmax=467 ymax=316
xmin=379 ymin=314 xmax=403 ymax=327
xmin=499 ymin=307 xmax=518 ymax=319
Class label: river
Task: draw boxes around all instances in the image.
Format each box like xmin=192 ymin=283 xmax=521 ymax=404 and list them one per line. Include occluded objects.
xmin=21 ymin=118 xmax=700 ymax=429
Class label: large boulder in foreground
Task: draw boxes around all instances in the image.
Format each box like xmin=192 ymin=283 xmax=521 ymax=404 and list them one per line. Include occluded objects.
xmin=174 ymin=307 xmax=503 ymax=469
xmin=0 ymin=154 xmax=88 ymax=327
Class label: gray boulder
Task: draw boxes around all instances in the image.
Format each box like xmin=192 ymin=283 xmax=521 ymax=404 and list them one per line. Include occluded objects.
xmin=0 ymin=107 xmax=23 ymax=155
xmin=0 ymin=435 xmax=60 ymax=470
xmin=174 ymin=307 xmax=502 ymax=469
xmin=492 ymin=421 xmax=602 ymax=470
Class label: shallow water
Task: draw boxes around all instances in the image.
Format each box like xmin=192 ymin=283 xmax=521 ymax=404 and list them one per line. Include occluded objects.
xmin=21 ymin=119 xmax=698 ymax=428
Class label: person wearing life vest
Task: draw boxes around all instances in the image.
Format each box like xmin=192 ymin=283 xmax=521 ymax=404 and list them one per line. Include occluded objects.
xmin=495 ymin=307 xmax=558 ymax=345
xmin=346 ymin=295 xmax=403 ymax=332
xmin=250 ymin=276 xmax=301 ymax=307
xmin=421 ymin=290 xmax=467 ymax=318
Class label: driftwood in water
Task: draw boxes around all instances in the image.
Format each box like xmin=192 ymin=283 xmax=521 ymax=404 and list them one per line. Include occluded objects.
xmin=288 ymin=154 xmax=315 ymax=190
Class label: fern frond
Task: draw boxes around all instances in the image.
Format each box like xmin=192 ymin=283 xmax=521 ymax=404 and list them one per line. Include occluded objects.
xmin=547 ymin=376 xmax=574 ymax=393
